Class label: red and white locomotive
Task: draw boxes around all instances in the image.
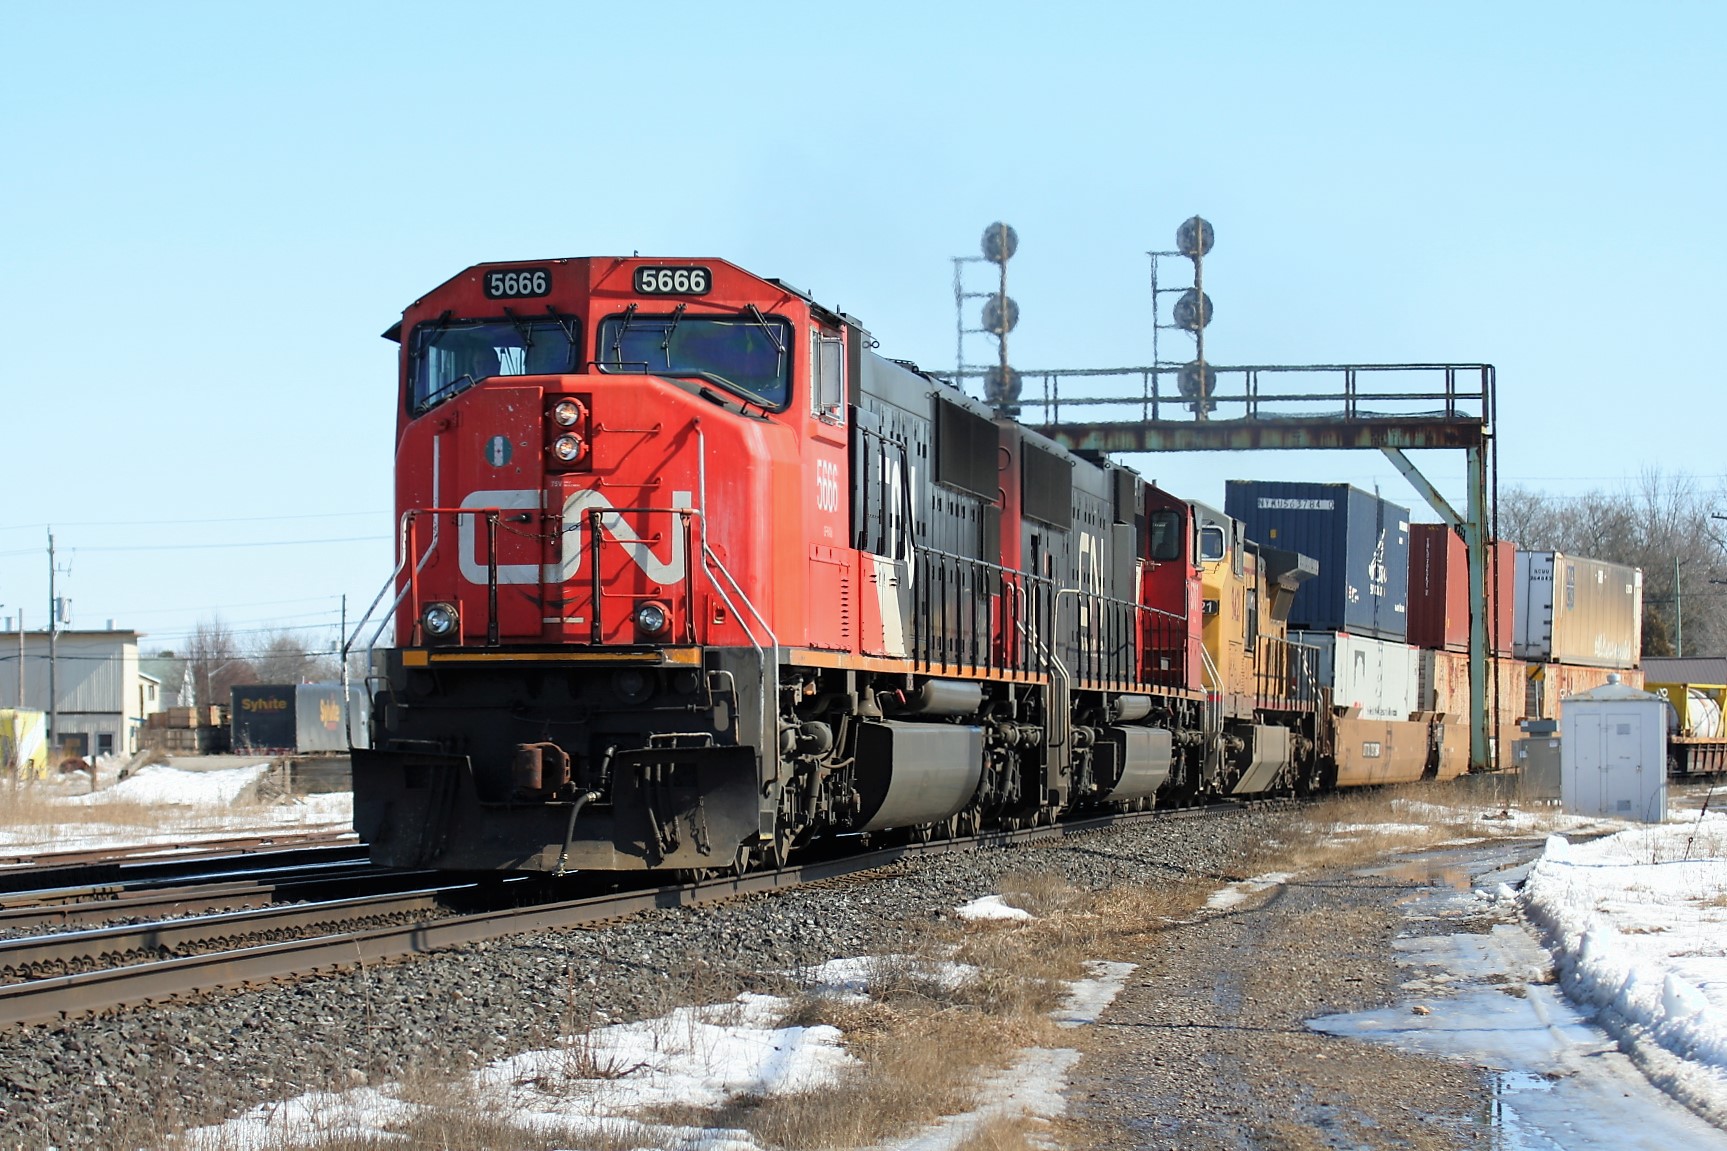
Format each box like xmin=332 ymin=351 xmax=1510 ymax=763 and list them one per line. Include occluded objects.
xmin=353 ymin=256 xmax=1348 ymax=873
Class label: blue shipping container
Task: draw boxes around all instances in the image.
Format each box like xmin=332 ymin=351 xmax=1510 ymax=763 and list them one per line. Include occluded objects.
xmin=1224 ymin=481 xmax=1411 ymax=640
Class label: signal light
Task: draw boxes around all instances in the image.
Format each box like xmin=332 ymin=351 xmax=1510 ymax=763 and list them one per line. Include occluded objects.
xmin=981 ymin=222 xmax=1018 ymax=264
xmin=1179 ymin=361 xmax=1217 ymax=413
xmin=1177 ymin=216 xmax=1214 ymax=258
xmin=1174 ymin=289 xmax=1212 ymax=332
xmin=985 ymin=365 xmax=1023 ymax=406
xmin=982 ymin=293 xmax=1019 ymax=335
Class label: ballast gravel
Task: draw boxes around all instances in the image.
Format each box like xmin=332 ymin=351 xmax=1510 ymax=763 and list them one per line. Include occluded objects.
xmin=0 ymin=806 xmax=1475 ymax=1149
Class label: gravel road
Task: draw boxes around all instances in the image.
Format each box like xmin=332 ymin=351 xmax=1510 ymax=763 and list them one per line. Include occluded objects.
xmin=0 ymin=807 xmax=1538 ymax=1149
xmin=1058 ymin=846 xmax=1534 ymax=1150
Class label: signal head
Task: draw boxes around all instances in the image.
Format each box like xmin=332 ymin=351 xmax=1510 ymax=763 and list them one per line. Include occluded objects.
xmin=982 ymin=294 xmax=1019 ymax=335
xmin=981 ymin=222 xmax=1018 ymax=264
xmin=1177 ymin=216 xmax=1214 ymax=258
xmin=1173 ymin=289 xmax=1213 ymax=331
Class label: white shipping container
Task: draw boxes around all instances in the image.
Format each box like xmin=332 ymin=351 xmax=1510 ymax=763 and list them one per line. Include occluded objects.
xmin=1291 ymin=630 xmax=1420 ymax=721
xmin=1513 ymin=551 xmax=1643 ymax=668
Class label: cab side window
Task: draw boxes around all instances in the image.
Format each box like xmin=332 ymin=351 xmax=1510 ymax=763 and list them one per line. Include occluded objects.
xmin=811 ymin=330 xmax=845 ymax=423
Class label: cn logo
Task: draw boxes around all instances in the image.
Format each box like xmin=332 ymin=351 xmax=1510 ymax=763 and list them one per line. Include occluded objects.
xmin=815 ymin=459 xmax=841 ymax=513
xmin=457 ymin=489 xmax=692 ymax=586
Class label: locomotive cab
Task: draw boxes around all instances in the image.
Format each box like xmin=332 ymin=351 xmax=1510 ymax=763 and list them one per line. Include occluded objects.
xmin=356 ymin=258 xmax=847 ymax=873
xmin=1188 ymin=501 xmax=1320 ymax=794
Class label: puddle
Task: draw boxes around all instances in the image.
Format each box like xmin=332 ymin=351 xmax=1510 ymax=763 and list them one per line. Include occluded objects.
xmin=1310 ymin=844 xmax=1727 ymax=1150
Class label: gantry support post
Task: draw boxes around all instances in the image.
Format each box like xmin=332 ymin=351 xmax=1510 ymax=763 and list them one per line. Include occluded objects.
xmin=1464 ymin=442 xmax=1490 ymax=770
xmin=1381 ymin=446 xmax=1492 ymax=771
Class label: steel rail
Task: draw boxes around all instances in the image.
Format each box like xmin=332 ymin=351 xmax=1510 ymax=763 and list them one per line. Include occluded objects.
xmin=0 ymin=843 xmax=370 ymax=899
xmin=0 ymin=803 xmax=1237 ymax=1029
xmin=0 ymin=867 xmax=438 ymax=933
xmin=0 ymin=831 xmax=361 ymax=876
xmin=0 ymin=887 xmax=467 ymax=985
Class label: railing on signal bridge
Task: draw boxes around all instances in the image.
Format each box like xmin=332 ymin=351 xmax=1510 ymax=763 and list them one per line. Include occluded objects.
xmin=954 ymin=363 xmax=1494 ymax=445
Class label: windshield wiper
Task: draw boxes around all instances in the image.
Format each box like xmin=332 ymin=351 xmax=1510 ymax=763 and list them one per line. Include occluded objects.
xmin=421 ymin=310 xmax=456 ymax=349
xmin=740 ymin=304 xmax=785 ymax=356
xmin=417 ymin=372 xmax=478 ymax=413
xmin=608 ymin=303 xmax=637 ymax=364
xmin=544 ymin=306 xmax=580 ymax=364
xmin=501 ymin=307 xmax=535 ymax=352
xmin=659 ymin=303 xmax=686 ymax=370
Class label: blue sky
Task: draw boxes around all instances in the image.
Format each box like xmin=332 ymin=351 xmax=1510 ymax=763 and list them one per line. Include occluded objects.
xmin=2 ymin=2 xmax=1721 ymax=657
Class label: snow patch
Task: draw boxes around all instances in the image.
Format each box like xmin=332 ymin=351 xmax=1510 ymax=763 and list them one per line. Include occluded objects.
xmin=1206 ymin=872 xmax=1291 ymax=911
xmin=956 ymin=894 xmax=1032 ymax=921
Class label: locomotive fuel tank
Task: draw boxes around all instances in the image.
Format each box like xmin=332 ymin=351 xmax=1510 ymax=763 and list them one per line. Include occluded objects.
xmin=853 ymin=721 xmax=986 ymax=832
xmin=1091 ymin=725 xmax=1175 ymax=802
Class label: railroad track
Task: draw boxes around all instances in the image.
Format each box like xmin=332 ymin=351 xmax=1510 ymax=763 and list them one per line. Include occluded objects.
xmin=0 ymin=861 xmax=436 ymax=934
xmin=0 ymin=803 xmax=1231 ymax=1030
xmin=0 ymin=829 xmax=360 ymax=875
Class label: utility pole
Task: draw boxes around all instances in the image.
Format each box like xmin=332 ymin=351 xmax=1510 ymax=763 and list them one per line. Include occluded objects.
xmin=46 ymin=532 xmax=58 ymax=753
xmin=1675 ymin=556 xmax=1684 ymax=658
xmin=14 ymin=608 xmax=21 ymax=709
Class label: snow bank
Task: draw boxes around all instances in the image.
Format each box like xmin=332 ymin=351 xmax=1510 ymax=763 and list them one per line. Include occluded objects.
xmin=1522 ymin=815 xmax=1727 ymax=1123
xmin=63 ymin=762 xmax=272 ymax=807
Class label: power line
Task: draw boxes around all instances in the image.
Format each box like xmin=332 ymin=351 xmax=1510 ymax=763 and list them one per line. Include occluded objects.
xmin=70 ymin=535 xmax=389 ymax=554
xmin=0 ymin=510 xmax=388 ymax=532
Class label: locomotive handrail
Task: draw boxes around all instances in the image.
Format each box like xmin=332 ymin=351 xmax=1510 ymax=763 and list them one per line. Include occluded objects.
xmin=694 ymin=424 xmax=781 ymax=795
xmin=581 ymin=503 xmax=699 ymax=645
xmin=341 ymin=507 xmax=457 ymax=745
xmin=906 ymin=545 xmax=1058 ymax=678
xmin=1195 ymin=640 xmax=1225 ymax=761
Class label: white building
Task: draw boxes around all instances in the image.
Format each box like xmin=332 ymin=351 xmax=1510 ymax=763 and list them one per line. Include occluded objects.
xmin=0 ymin=630 xmax=162 ymax=757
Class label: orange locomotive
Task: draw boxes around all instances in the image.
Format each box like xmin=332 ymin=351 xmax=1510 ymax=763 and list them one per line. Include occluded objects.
xmin=353 ymin=256 xmax=1323 ymax=874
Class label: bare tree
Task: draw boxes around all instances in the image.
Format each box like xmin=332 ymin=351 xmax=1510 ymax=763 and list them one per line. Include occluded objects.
xmin=187 ymin=616 xmax=257 ymax=709
xmin=1500 ymin=469 xmax=1727 ymax=658
xmin=251 ymin=631 xmax=320 ymax=684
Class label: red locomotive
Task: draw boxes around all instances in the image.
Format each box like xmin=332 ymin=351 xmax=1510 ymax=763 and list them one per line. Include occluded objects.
xmin=353 ymin=257 xmax=1375 ymax=874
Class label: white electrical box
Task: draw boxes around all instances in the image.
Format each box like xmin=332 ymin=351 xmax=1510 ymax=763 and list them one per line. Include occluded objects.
xmin=1559 ymin=675 xmax=1667 ymax=821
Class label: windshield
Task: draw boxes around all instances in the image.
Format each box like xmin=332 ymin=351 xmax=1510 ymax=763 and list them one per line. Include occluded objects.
xmin=597 ymin=312 xmax=791 ymax=409
xmin=408 ymin=317 xmax=581 ymax=414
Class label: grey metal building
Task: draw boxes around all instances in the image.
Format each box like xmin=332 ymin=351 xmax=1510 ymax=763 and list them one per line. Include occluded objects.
xmin=0 ymin=630 xmax=162 ymax=757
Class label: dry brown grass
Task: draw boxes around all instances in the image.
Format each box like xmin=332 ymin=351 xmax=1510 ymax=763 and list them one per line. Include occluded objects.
xmin=0 ymin=762 xmax=302 ymax=847
xmin=0 ymin=777 xmax=165 ymax=829
xmin=628 ymin=877 xmax=1115 ymax=1150
xmin=951 ymin=1114 xmax=1046 ymax=1151
xmin=1235 ymin=783 xmax=1492 ymax=876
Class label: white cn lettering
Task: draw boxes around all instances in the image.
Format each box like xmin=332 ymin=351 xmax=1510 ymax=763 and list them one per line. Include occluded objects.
xmin=564 ymin=488 xmax=692 ymax=584
xmin=457 ymin=489 xmax=692 ymax=586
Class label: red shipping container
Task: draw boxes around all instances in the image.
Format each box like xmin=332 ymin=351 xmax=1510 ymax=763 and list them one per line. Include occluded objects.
xmin=1406 ymin=525 xmax=1515 ymax=654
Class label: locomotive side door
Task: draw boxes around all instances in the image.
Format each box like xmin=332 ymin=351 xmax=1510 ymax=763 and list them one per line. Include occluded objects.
xmin=805 ymin=323 xmax=853 ymax=652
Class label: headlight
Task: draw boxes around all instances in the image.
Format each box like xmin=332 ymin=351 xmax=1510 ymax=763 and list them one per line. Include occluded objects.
xmin=634 ymin=601 xmax=669 ymax=636
xmin=551 ymin=398 xmax=586 ymax=427
xmin=421 ymin=602 xmax=459 ymax=638
xmin=552 ymin=433 xmax=586 ymax=463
